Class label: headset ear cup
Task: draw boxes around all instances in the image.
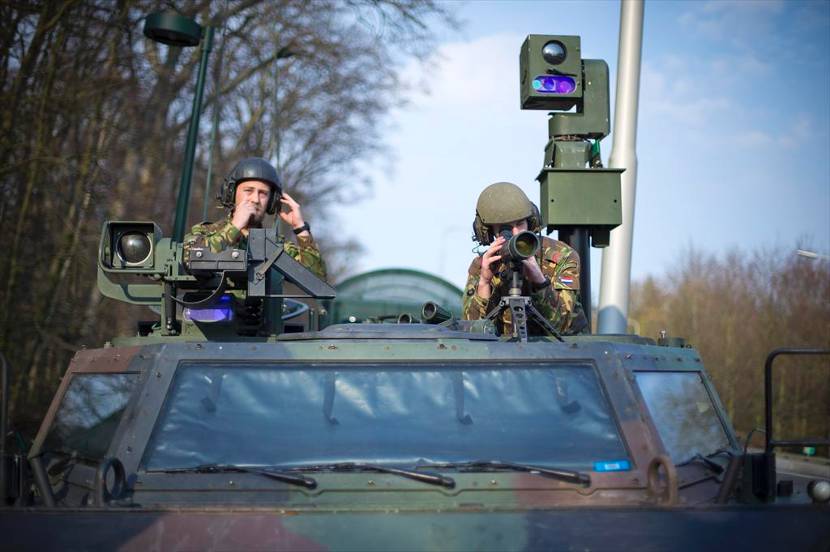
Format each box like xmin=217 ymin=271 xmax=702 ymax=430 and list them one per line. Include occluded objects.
xmin=218 ymin=177 xmax=227 ymax=204
xmin=266 ymin=189 xmax=280 ymax=215
xmin=530 ymin=202 xmax=541 ymax=233
xmin=220 ymin=178 xmax=236 ymax=210
xmin=473 ymin=214 xmax=490 ymax=245
xmin=228 ymin=182 xmax=236 ymax=209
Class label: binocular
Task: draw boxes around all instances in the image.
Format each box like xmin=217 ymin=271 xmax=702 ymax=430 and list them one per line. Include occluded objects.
xmin=499 ymin=230 xmax=540 ymax=262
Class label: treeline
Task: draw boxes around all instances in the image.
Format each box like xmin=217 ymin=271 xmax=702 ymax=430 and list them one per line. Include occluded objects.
xmin=0 ymin=0 xmax=454 ymax=434
xmin=629 ymin=246 xmax=830 ymax=454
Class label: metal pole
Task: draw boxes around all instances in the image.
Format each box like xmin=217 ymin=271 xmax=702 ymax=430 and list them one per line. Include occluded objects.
xmin=764 ymin=348 xmax=830 ymax=454
xmin=173 ymin=26 xmax=215 ymax=242
xmin=202 ymin=27 xmax=227 ymax=221
xmin=272 ymin=47 xmax=295 ymax=172
xmin=273 ymin=54 xmax=281 ymax=171
xmin=0 ymin=352 xmax=8 ymax=504
xmin=598 ymin=0 xmax=644 ymax=334
xmin=559 ymin=227 xmax=592 ymax=325
xmin=30 ymin=455 xmax=55 ymax=507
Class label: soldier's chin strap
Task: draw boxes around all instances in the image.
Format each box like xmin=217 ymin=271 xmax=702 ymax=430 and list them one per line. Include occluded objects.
xmin=484 ymin=263 xmax=564 ymax=343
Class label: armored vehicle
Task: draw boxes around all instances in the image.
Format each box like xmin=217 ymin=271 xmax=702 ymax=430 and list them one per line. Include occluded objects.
xmin=1 ymin=21 xmax=828 ymax=552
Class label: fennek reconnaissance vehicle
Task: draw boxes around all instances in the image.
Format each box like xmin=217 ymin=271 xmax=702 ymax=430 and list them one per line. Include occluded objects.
xmin=1 ymin=14 xmax=828 ymax=551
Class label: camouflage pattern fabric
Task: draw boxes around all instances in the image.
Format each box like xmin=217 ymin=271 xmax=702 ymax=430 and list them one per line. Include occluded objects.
xmin=183 ymin=215 xmax=328 ymax=281
xmin=462 ymin=236 xmax=588 ymax=336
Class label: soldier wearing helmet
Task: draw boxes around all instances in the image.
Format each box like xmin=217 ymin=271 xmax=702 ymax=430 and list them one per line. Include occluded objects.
xmin=184 ymin=157 xmax=327 ymax=280
xmin=463 ymin=182 xmax=588 ymax=335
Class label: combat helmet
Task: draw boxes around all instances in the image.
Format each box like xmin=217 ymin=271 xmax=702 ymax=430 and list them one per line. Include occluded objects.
xmin=218 ymin=157 xmax=283 ymax=214
xmin=472 ymin=182 xmax=540 ymax=244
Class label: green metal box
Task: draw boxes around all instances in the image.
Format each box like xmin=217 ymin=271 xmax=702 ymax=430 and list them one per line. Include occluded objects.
xmin=538 ymin=167 xmax=623 ymax=229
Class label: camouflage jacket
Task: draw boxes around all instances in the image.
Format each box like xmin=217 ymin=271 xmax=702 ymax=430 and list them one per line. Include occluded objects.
xmin=183 ymin=216 xmax=328 ymax=281
xmin=462 ymin=236 xmax=588 ymax=336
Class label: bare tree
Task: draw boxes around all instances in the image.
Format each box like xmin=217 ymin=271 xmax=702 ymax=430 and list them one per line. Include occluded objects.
xmin=0 ymin=0 xmax=456 ymax=436
xmin=630 ymin=245 xmax=830 ymax=456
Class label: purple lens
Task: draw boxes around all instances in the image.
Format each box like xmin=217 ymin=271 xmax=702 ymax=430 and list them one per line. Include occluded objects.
xmin=532 ymin=75 xmax=576 ymax=94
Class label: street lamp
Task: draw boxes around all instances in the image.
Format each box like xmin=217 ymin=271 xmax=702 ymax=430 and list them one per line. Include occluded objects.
xmin=144 ymin=10 xmax=215 ymax=242
xmin=796 ymin=249 xmax=830 ymax=261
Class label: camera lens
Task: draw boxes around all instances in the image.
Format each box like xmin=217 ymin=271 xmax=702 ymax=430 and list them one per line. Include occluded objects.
xmin=542 ymin=41 xmax=567 ymax=65
xmin=117 ymin=231 xmax=152 ymax=265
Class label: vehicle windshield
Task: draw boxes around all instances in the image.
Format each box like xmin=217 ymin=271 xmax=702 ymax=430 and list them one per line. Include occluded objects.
xmin=142 ymin=362 xmax=628 ymax=471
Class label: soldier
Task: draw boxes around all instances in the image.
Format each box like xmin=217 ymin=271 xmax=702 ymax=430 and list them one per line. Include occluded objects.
xmin=184 ymin=157 xmax=327 ymax=280
xmin=462 ymin=181 xmax=588 ymax=336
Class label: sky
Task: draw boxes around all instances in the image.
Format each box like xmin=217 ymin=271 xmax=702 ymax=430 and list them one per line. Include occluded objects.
xmin=338 ymin=0 xmax=830 ymax=297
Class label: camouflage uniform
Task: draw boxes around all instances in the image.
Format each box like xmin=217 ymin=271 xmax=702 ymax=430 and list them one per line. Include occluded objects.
xmin=462 ymin=236 xmax=588 ymax=336
xmin=183 ymin=215 xmax=327 ymax=281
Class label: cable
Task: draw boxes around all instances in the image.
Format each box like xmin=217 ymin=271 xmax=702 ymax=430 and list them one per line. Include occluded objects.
xmin=170 ymin=273 xmax=228 ymax=307
xmin=743 ymin=427 xmax=766 ymax=456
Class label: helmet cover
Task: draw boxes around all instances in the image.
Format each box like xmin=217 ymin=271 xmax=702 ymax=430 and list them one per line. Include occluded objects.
xmin=476 ymin=182 xmax=534 ymax=225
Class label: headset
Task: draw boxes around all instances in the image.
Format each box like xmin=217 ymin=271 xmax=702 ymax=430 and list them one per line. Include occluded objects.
xmin=472 ymin=202 xmax=541 ymax=245
xmin=217 ymin=158 xmax=282 ymax=215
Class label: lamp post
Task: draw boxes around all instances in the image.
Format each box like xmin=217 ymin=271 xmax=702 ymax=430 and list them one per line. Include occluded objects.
xmin=271 ymin=46 xmax=297 ymax=243
xmin=273 ymin=46 xmax=296 ymax=172
xmin=144 ymin=11 xmax=214 ymax=242
xmin=796 ymin=249 xmax=830 ymax=261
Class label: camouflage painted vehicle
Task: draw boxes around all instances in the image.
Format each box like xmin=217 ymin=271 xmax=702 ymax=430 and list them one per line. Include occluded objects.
xmin=2 ymin=27 xmax=829 ymax=551
xmin=2 ymin=312 xmax=829 ymax=550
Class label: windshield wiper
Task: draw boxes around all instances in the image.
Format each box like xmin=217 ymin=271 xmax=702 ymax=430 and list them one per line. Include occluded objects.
xmin=290 ymin=462 xmax=455 ymax=489
xmin=160 ymin=463 xmax=317 ymax=489
xmin=426 ymin=460 xmax=591 ymax=487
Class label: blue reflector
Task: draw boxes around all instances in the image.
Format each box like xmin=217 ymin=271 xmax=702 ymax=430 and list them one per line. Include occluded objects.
xmin=184 ymin=294 xmax=234 ymax=323
xmin=593 ymin=460 xmax=631 ymax=472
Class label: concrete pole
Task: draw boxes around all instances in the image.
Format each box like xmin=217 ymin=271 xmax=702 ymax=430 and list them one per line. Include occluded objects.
xmin=598 ymin=0 xmax=644 ymax=334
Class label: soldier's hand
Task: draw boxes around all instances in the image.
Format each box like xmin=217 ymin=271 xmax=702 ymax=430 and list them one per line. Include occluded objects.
xmin=279 ymin=192 xmax=305 ymax=231
xmin=480 ymin=236 xmax=506 ymax=282
xmin=232 ymin=200 xmax=258 ymax=231
xmin=477 ymin=236 xmax=505 ymax=299
xmin=521 ymin=256 xmax=547 ymax=286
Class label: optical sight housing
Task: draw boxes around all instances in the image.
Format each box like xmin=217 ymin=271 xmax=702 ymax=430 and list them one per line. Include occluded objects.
xmin=500 ymin=230 xmax=540 ymax=262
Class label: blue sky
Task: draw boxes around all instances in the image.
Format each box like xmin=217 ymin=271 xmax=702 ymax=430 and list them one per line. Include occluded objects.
xmin=338 ymin=0 xmax=830 ymax=295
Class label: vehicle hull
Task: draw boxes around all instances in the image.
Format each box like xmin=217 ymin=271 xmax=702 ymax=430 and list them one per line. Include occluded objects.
xmin=2 ymin=506 xmax=829 ymax=551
